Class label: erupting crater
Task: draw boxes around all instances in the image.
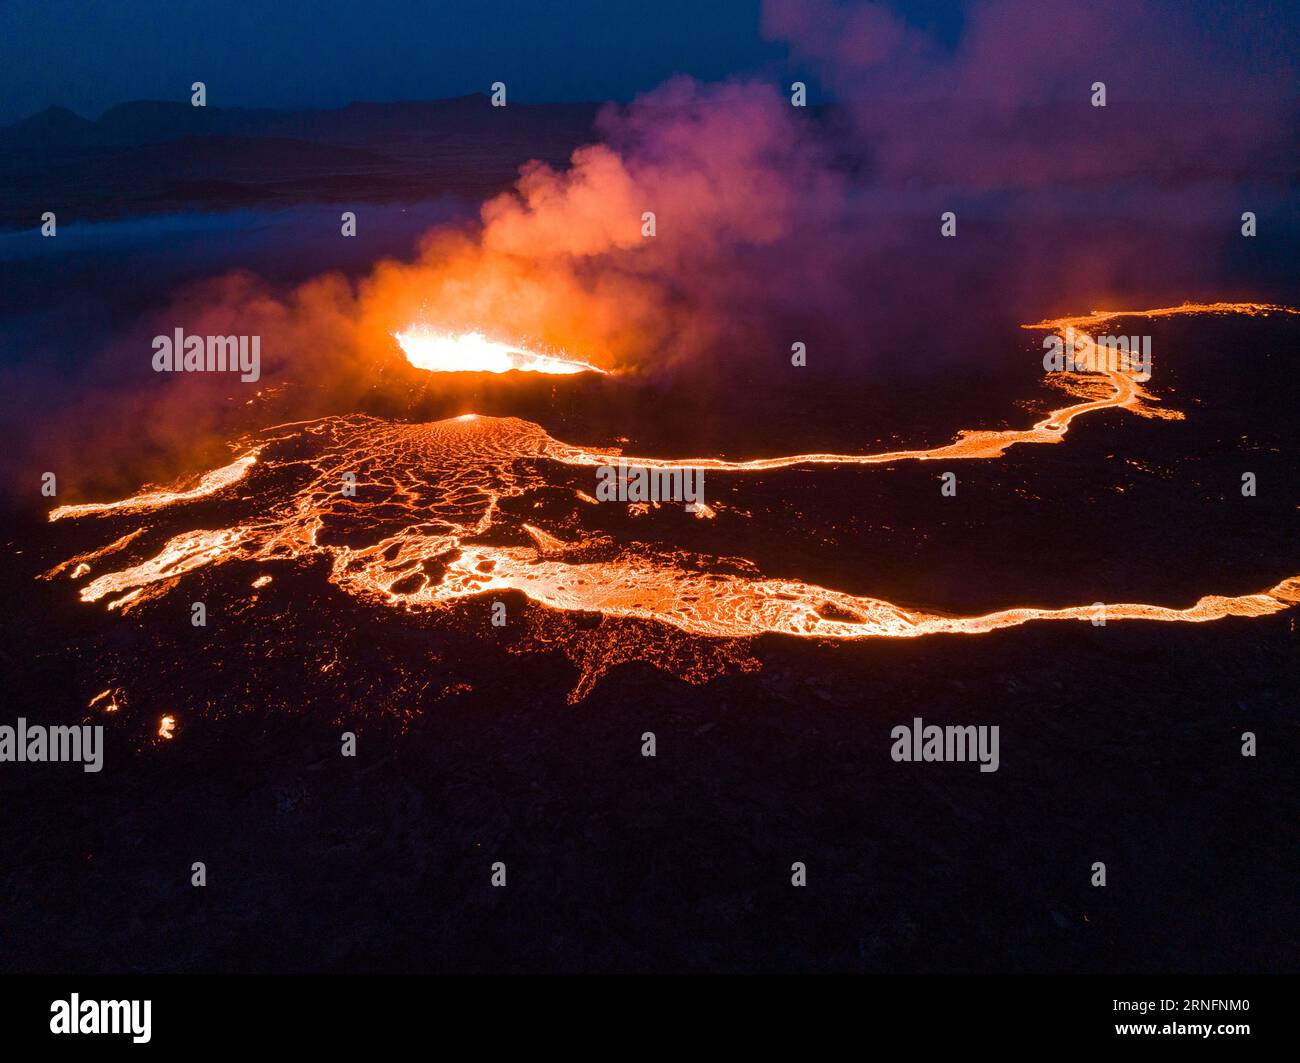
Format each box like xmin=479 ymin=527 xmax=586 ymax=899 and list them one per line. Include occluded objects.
xmin=394 ymin=327 xmax=606 ymax=375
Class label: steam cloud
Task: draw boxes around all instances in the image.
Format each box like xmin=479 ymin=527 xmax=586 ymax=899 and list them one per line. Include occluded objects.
xmin=14 ymin=0 xmax=1298 ymax=498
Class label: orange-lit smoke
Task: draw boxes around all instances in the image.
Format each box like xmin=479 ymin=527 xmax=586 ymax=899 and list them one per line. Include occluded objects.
xmin=346 ymin=78 xmax=844 ymax=375
xmin=21 ymin=77 xmax=850 ymax=500
xmin=20 ymin=2 xmax=1299 ymax=499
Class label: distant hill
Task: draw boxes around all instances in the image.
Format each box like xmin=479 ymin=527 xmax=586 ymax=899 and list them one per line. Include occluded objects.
xmin=1 ymin=96 xmax=1291 ymax=231
xmin=0 ymin=97 xmax=601 ymax=228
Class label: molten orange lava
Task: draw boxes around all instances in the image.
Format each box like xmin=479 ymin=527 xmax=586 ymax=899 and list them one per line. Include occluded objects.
xmin=49 ymin=452 xmax=259 ymax=522
xmin=45 ymin=302 xmax=1300 ymax=652
xmin=394 ymin=328 xmax=606 ymax=375
xmin=1025 ymin=300 xmax=1292 ymax=332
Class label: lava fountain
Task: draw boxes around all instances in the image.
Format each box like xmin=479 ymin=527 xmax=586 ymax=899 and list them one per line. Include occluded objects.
xmin=394 ymin=327 xmax=606 ymax=375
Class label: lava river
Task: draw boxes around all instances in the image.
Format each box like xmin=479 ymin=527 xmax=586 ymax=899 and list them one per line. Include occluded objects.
xmin=45 ymin=303 xmax=1300 ymax=640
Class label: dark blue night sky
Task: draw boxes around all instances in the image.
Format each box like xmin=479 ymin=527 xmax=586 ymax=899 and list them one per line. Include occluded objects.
xmin=0 ymin=0 xmax=971 ymax=123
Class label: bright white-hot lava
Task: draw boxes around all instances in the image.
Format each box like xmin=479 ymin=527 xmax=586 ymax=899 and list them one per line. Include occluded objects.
xmin=394 ymin=327 xmax=606 ymax=375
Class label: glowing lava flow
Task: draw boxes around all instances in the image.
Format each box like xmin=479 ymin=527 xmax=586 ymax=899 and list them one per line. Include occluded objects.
xmin=48 ymin=452 xmax=259 ymax=521
xmin=551 ymin=302 xmax=1294 ymax=472
xmin=395 ymin=327 xmax=606 ymax=375
xmin=553 ymin=365 xmax=1161 ymax=470
xmin=45 ymin=302 xmax=1300 ymax=645
xmin=1024 ymin=300 xmax=1295 ymax=332
xmin=434 ymin=542 xmax=1300 ymax=638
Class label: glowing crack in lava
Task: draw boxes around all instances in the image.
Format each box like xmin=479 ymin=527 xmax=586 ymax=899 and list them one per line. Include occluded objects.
xmin=45 ymin=303 xmax=1300 ymax=652
xmin=395 ymin=327 xmax=606 ymax=375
